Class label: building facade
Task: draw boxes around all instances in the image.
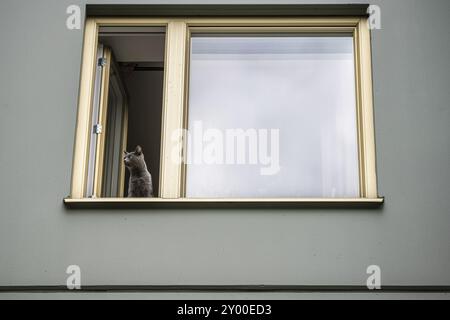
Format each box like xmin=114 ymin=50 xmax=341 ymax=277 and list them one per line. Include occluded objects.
xmin=0 ymin=0 xmax=449 ymax=299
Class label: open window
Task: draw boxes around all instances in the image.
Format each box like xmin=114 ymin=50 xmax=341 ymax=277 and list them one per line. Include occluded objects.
xmin=80 ymin=26 xmax=165 ymax=198
xmin=67 ymin=15 xmax=382 ymax=206
xmin=86 ymin=45 xmax=128 ymax=198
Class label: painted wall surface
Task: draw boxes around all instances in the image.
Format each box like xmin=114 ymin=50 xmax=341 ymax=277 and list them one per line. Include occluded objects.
xmin=0 ymin=0 xmax=449 ymax=294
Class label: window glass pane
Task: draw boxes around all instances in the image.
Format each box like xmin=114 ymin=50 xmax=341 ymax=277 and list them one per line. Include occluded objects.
xmin=186 ymin=35 xmax=359 ymax=198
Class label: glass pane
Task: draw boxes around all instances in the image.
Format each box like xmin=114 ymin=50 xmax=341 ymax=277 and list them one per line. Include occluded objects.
xmin=186 ymin=35 xmax=359 ymax=198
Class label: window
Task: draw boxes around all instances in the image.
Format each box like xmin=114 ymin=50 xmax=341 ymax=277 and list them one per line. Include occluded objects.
xmin=186 ymin=35 xmax=359 ymax=198
xmin=75 ymin=24 xmax=165 ymax=199
xmin=86 ymin=44 xmax=129 ymax=198
xmin=67 ymin=16 xmax=381 ymax=206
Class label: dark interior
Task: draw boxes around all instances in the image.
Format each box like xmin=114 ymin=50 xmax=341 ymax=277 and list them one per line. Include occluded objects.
xmin=99 ymin=27 xmax=165 ymax=196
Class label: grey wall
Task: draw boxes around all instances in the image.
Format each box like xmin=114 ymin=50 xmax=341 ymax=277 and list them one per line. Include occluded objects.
xmin=0 ymin=0 xmax=449 ymax=296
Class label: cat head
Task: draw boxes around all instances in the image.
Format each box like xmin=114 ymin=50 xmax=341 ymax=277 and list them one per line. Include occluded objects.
xmin=123 ymin=145 xmax=146 ymax=170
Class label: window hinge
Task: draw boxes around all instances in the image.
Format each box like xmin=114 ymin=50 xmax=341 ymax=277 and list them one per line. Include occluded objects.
xmin=93 ymin=124 xmax=103 ymax=134
xmin=98 ymin=57 xmax=107 ymax=67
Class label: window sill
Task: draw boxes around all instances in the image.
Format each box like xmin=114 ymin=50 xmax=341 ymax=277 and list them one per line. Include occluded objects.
xmin=64 ymin=197 xmax=384 ymax=209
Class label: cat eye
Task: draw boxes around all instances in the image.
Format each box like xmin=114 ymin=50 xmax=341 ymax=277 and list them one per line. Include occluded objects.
xmin=67 ymin=12 xmax=382 ymax=207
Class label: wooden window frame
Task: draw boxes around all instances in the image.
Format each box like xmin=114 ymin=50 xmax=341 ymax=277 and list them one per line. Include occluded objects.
xmin=93 ymin=47 xmax=128 ymax=198
xmin=66 ymin=16 xmax=383 ymax=208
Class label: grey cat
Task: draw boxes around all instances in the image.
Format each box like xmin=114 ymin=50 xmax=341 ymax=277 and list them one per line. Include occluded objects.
xmin=123 ymin=145 xmax=154 ymax=197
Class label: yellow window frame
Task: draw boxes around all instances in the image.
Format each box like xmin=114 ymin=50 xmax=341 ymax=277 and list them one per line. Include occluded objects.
xmin=67 ymin=17 xmax=382 ymax=207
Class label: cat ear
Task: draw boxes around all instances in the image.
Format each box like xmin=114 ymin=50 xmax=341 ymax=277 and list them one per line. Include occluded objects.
xmin=123 ymin=150 xmax=128 ymax=155
xmin=135 ymin=145 xmax=142 ymax=155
